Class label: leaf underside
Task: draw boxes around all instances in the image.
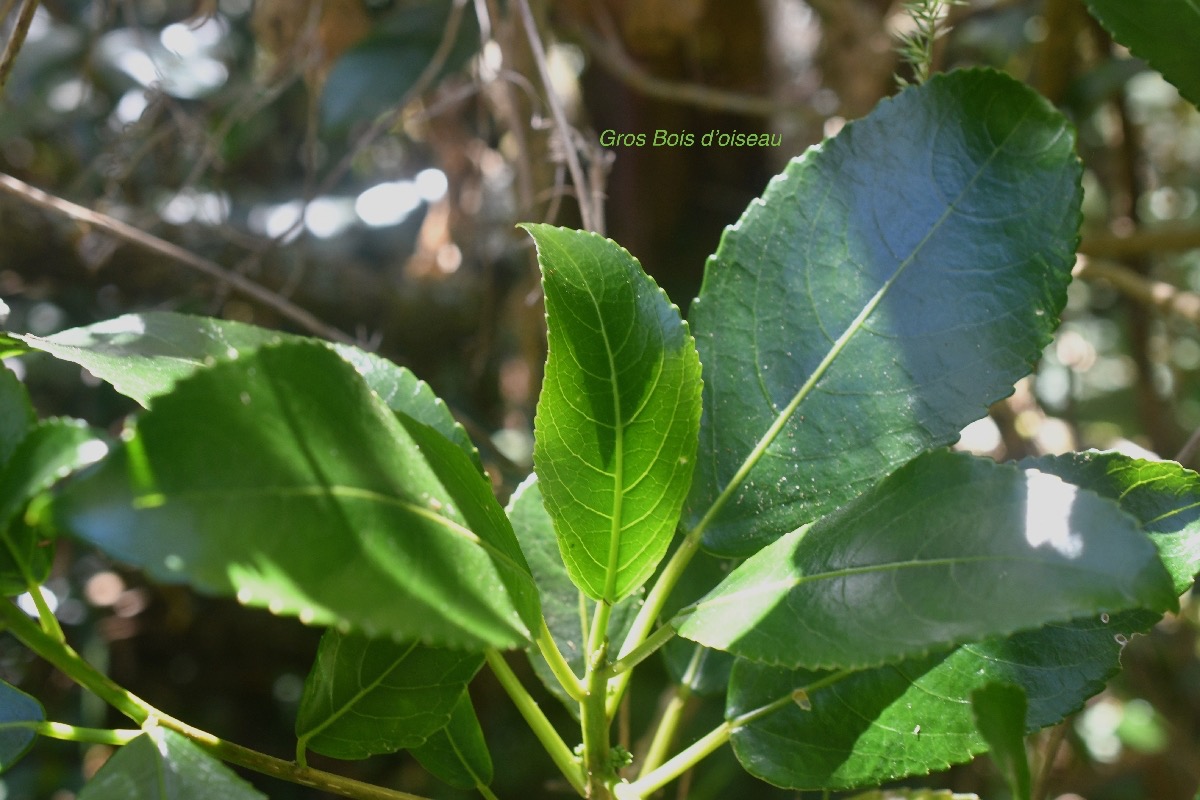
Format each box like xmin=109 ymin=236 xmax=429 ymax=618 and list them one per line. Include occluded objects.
xmin=527 ymin=224 xmax=702 ymax=602
xmin=0 ymin=679 xmax=43 ymax=773
xmin=687 ymin=68 xmax=1082 ymax=556
xmin=409 ymin=692 xmax=494 ymax=790
xmin=296 ymin=629 xmax=483 ymax=760
xmin=506 ymin=475 xmax=640 ymax=714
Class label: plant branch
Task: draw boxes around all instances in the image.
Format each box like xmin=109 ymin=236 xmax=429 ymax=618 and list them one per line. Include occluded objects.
xmin=0 ymin=173 xmax=353 ymax=344
xmin=0 ymin=0 xmax=38 ymax=94
xmin=581 ymin=599 xmax=615 ymax=795
xmin=513 ymin=0 xmax=598 ymax=233
xmin=1079 ymin=223 xmax=1200 ymax=258
xmin=484 ymin=649 xmax=585 ymax=796
xmin=1075 ymin=259 xmax=1200 ymax=326
xmin=616 ymin=722 xmax=731 ymax=800
xmin=34 ymin=721 xmax=142 ymax=746
xmin=606 ymin=623 xmax=675 ymax=679
xmin=574 ymin=27 xmax=811 ymax=121
xmin=0 ymin=601 xmax=433 ymax=800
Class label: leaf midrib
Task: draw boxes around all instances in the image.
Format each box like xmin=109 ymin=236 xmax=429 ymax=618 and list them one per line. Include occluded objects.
xmin=693 ymin=101 xmax=1036 ymax=538
xmin=683 ymin=551 xmax=1123 ymax=616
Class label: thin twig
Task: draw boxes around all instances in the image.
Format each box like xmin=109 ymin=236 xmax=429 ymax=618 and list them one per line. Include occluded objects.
xmin=0 ymin=0 xmax=39 ymax=94
xmin=513 ymin=0 xmax=598 ymax=233
xmin=0 ymin=172 xmax=353 ymax=343
xmin=256 ymin=0 xmax=471 ymax=259
xmin=1080 ymin=224 xmax=1200 ymax=258
xmin=1075 ymin=259 xmax=1200 ymax=327
xmin=576 ymin=25 xmax=811 ymax=121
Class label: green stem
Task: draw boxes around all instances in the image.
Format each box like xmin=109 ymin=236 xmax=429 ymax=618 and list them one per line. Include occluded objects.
xmin=34 ymin=721 xmax=142 ymax=745
xmin=617 ymin=722 xmax=731 ymax=800
xmin=484 ymin=649 xmax=585 ymax=796
xmin=606 ymin=624 xmax=675 ymax=680
xmin=581 ymin=600 xmax=615 ymax=797
xmin=27 ymin=583 xmax=65 ymax=644
xmin=637 ymin=646 xmax=703 ymax=776
xmin=534 ymin=617 xmax=585 ymax=702
xmin=0 ymin=601 xmax=434 ymax=800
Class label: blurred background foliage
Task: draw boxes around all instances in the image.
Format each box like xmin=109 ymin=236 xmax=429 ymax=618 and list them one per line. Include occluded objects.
xmin=1 ymin=0 xmax=1199 ymax=798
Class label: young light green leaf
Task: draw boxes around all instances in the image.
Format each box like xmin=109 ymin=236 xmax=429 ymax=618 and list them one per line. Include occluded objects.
xmin=0 ymin=679 xmax=43 ymax=772
xmin=296 ymin=629 xmax=483 ymax=760
xmin=0 ymin=419 xmax=106 ymax=595
xmin=19 ymin=312 xmax=482 ymax=470
xmin=971 ymin=683 xmax=1031 ymax=800
xmin=1083 ymin=0 xmax=1200 ymax=108
xmin=55 ymin=341 xmax=533 ymax=650
xmin=524 ymin=224 xmax=702 ymax=602
xmin=506 ymin=475 xmax=639 ymax=713
xmin=409 ymin=692 xmax=494 ymax=790
xmin=687 ymin=68 xmax=1081 ymax=556
xmin=0 ymin=366 xmax=34 ymax=468
xmin=677 ymin=451 xmax=1176 ymax=670
xmin=77 ymin=728 xmax=266 ymax=800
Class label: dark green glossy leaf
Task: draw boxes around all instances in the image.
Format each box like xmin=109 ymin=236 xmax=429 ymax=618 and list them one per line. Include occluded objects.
xmin=1084 ymin=0 xmax=1200 ymax=108
xmin=0 ymin=419 xmax=105 ymax=595
xmin=1023 ymin=451 xmax=1200 ymax=594
xmin=971 ymin=683 xmax=1031 ymax=800
xmin=725 ymin=450 xmax=1195 ymax=791
xmin=409 ymin=692 xmax=493 ymax=790
xmin=296 ymin=629 xmax=483 ymax=760
xmin=77 ymin=728 xmax=265 ymax=800
xmin=506 ymin=475 xmax=639 ymax=714
xmin=320 ymin=0 xmax=480 ymax=134
xmin=20 ymin=312 xmax=481 ymax=469
xmin=56 ymin=341 xmax=532 ymax=649
xmin=687 ymin=69 xmax=1081 ymax=556
xmin=0 ymin=679 xmax=42 ymax=772
xmin=525 ymin=224 xmax=701 ymax=602
xmin=678 ymin=451 xmax=1176 ymax=670
xmin=0 ymin=366 xmax=34 ymax=467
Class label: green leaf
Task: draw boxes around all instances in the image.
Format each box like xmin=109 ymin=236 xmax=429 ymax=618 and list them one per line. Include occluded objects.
xmin=19 ymin=312 xmax=284 ymax=405
xmin=1083 ymin=0 xmax=1200 ymax=108
xmin=20 ymin=312 xmax=481 ymax=470
xmin=524 ymin=224 xmax=702 ymax=602
xmin=845 ymin=793 xmax=978 ymax=800
xmin=296 ymin=629 xmax=483 ymax=760
xmin=56 ymin=341 xmax=533 ymax=650
xmin=1023 ymin=451 xmax=1200 ymax=594
xmin=677 ymin=451 xmax=1176 ymax=670
xmin=409 ymin=692 xmax=494 ymax=790
xmin=724 ymin=449 xmax=1198 ymax=791
xmin=0 ymin=679 xmax=42 ymax=772
xmin=0 ymin=419 xmax=106 ymax=595
xmin=506 ymin=474 xmax=639 ymax=713
xmin=320 ymin=0 xmax=480 ymax=134
xmin=971 ymin=683 xmax=1031 ymax=800
xmin=77 ymin=728 xmax=265 ymax=800
xmin=0 ymin=365 xmax=34 ymax=468
xmin=686 ymin=68 xmax=1081 ymax=556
